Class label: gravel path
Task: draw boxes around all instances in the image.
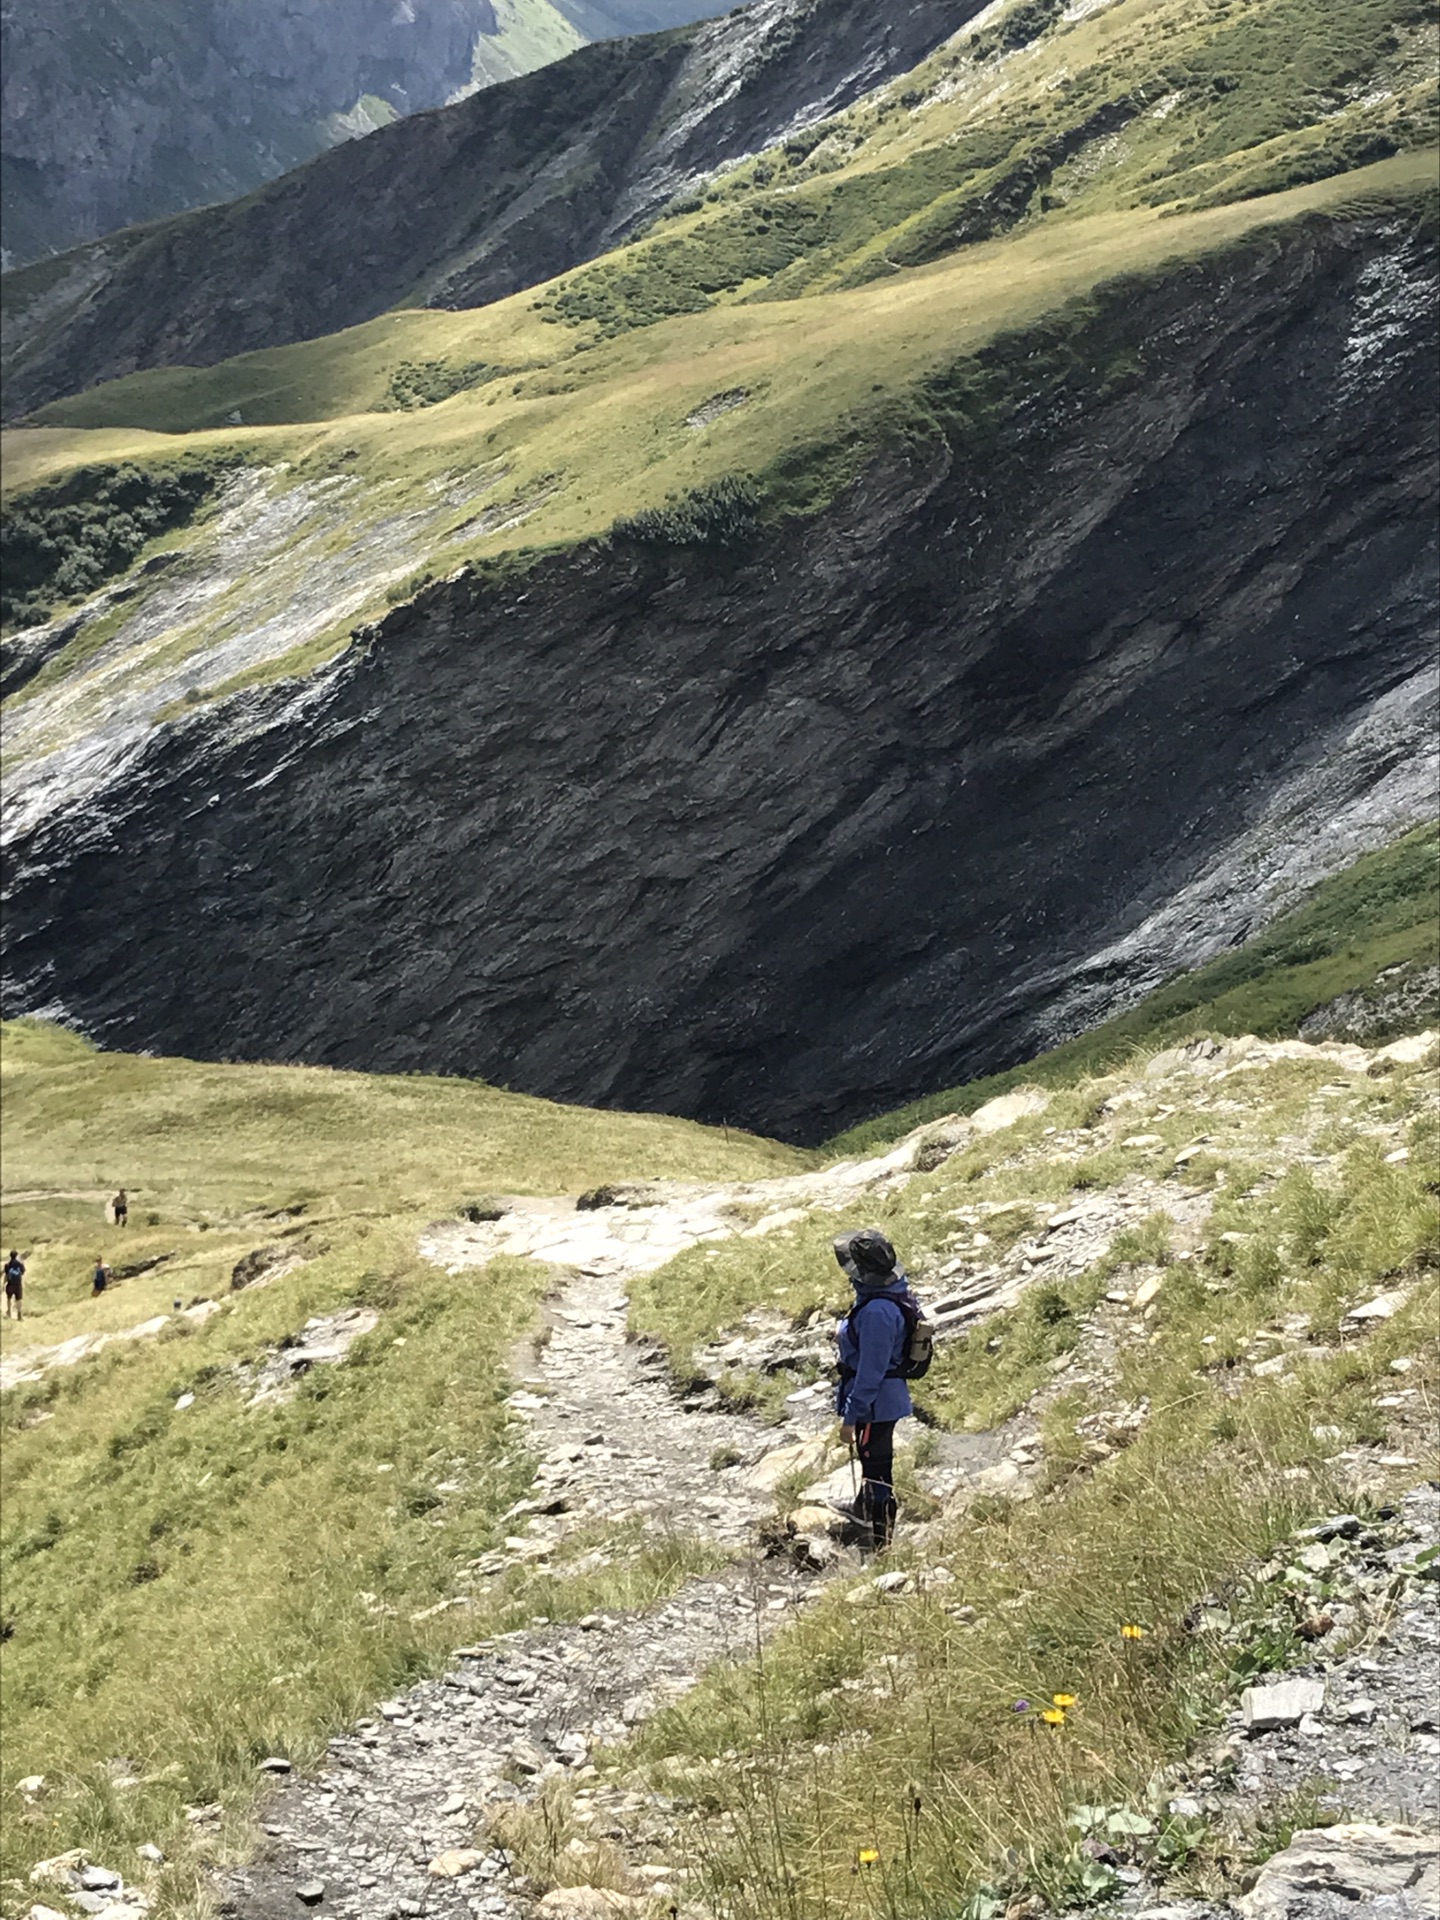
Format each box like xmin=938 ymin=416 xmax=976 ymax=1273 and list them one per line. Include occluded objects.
xmin=217 ymin=1266 xmax=855 ymax=1919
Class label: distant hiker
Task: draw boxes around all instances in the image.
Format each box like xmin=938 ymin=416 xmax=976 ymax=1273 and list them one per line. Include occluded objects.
xmin=3 ymin=1250 xmax=24 ymax=1320
xmin=92 ymin=1255 xmax=112 ymax=1296
xmin=834 ymin=1227 xmax=931 ymax=1553
xmin=112 ymin=1189 xmax=128 ymax=1227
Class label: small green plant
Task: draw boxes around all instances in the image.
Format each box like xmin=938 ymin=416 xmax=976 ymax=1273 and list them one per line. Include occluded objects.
xmin=384 ymin=360 xmax=494 ymax=409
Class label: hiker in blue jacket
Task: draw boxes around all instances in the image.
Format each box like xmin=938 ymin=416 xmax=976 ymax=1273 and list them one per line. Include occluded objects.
xmin=834 ymin=1227 xmax=913 ymax=1553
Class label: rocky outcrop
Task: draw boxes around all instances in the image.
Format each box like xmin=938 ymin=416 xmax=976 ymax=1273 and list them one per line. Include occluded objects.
xmin=0 ymin=0 xmax=498 ymax=268
xmin=1 ymin=0 xmax=993 ymax=418
xmin=3 ymin=205 xmax=1437 ymax=1141
xmin=0 ymin=0 xmax=739 ymax=271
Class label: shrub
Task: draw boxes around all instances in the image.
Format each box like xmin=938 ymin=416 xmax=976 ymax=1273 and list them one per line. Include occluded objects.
xmin=612 ymin=475 xmax=763 ymax=549
xmin=1 ymin=462 xmax=219 ymax=631
xmin=383 ymin=360 xmax=495 ymax=410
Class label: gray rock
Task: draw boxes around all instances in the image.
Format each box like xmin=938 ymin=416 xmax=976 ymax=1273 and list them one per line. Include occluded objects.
xmin=295 ymin=1882 xmax=326 ymax=1906
xmin=1302 ymin=1514 xmax=1363 ymax=1542
xmin=1242 ymin=1678 xmax=1326 ymax=1732
xmin=77 ymin=1868 xmax=122 ymax=1892
xmin=507 ymin=1739 xmax=545 ymax=1774
xmin=1236 ymin=1822 xmax=1439 ymax=1916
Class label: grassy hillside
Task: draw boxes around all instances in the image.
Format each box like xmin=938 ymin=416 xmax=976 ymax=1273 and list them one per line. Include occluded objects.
xmin=2 ymin=0 xmax=1434 ymax=721
xmin=829 ymin=820 xmax=1440 ymax=1155
xmin=2 ymin=157 xmax=1431 ymax=742
xmin=611 ymin=898 xmax=1440 ymax=1910
xmin=0 ymin=1024 xmax=799 ymax=1902
xmin=627 ymin=822 xmax=1440 ymax=1407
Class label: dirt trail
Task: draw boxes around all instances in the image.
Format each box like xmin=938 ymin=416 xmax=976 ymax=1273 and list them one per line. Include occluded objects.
xmin=219 ymin=1262 xmax=884 ymax=1919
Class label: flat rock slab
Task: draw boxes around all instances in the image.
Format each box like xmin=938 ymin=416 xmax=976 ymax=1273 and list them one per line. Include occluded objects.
xmin=1242 ymin=1677 xmax=1325 ymax=1731
xmin=1236 ymin=1822 xmax=1439 ymax=1916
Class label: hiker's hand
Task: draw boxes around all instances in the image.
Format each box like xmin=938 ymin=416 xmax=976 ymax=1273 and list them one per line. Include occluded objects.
xmin=840 ymin=1424 xmax=856 ymax=1445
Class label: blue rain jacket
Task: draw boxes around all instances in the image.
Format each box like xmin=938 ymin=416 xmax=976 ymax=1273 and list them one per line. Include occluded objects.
xmin=835 ymin=1280 xmax=914 ymax=1428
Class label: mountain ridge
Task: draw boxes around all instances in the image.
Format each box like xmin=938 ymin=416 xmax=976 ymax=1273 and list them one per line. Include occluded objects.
xmin=0 ymin=0 xmax=737 ymax=270
xmin=4 ymin=190 xmax=1435 ymax=1141
xmin=0 ymin=0 xmax=1004 ymax=420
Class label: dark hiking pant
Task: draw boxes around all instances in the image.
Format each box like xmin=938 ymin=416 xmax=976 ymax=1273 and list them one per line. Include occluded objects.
xmin=856 ymin=1420 xmax=898 ymax=1551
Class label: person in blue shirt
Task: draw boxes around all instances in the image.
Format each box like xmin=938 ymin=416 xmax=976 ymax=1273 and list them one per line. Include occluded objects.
xmin=834 ymin=1227 xmax=913 ymax=1553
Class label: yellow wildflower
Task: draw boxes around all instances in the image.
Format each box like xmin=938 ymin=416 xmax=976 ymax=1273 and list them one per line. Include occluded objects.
xmin=1040 ymin=1707 xmax=1066 ymax=1726
xmin=857 ymin=1847 xmax=880 ymax=1865
xmin=1052 ymin=1693 xmax=1078 ymax=1707
xmin=1121 ymin=1623 xmax=1146 ymax=1640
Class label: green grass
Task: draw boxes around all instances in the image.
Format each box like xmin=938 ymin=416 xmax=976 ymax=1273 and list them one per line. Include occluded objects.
xmin=619 ymin=1064 xmax=1440 ymax=1915
xmin=0 ymin=1019 xmax=802 ymax=1900
xmin=3 ymin=950 xmax=1436 ymax=1906
xmin=828 ymin=821 xmax=1440 ymax=1156
xmin=0 ymin=1015 xmax=800 ymax=1358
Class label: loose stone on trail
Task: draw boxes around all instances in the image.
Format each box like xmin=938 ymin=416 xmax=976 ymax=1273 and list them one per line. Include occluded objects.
xmin=1242 ymin=1677 xmax=1326 ymax=1731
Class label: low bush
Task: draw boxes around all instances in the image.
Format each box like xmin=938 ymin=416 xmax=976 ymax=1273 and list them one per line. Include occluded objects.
xmin=1 ymin=461 xmax=220 ymax=631
xmin=612 ymin=474 xmax=763 ymax=548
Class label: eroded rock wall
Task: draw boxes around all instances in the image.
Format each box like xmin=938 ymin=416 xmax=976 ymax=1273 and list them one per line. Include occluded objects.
xmin=3 ymin=206 xmax=1436 ymax=1140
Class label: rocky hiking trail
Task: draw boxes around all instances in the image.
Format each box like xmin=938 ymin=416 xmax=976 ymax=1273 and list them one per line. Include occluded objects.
xmin=217 ymin=1125 xmax=1065 ymax=1920
xmin=217 ymin=1261 xmax=879 ymax=1920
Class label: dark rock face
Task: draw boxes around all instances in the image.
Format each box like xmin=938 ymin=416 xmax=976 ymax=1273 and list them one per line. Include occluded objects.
xmin=1 ymin=0 xmax=993 ymax=420
xmin=0 ymin=0 xmax=500 ymax=268
xmin=3 ymin=209 xmax=1437 ymax=1141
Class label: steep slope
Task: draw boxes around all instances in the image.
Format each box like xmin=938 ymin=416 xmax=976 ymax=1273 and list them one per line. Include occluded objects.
xmin=3 ymin=185 xmax=1435 ymax=1141
xmin=2 ymin=0 xmax=1436 ymax=1142
xmin=0 ymin=0 xmax=1005 ymax=418
xmin=0 ymin=0 xmax=735 ymax=271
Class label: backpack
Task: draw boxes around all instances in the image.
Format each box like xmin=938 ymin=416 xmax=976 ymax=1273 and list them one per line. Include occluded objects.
xmin=849 ymin=1290 xmax=936 ymax=1381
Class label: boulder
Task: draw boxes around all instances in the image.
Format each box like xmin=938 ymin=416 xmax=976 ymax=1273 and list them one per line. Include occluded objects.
xmin=230 ymin=1245 xmax=289 ymax=1291
xmin=795 ymin=1532 xmax=837 ymax=1571
xmin=800 ymin=1463 xmax=860 ymax=1509
xmin=29 ymin=1854 xmax=87 ymax=1890
xmin=1345 ymin=1290 xmax=1407 ymax=1322
xmin=1373 ymin=1031 xmax=1437 ymax=1065
xmin=970 ymin=1089 xmax=1050 ymax=1134
xmin=787 ymin=1503 xmax=846 ymax=1536
xmin=537 ymin=1892 xmax=646 ymax=1918
xmin=1236 ymin=1822 xmax=1439 ymax=1915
